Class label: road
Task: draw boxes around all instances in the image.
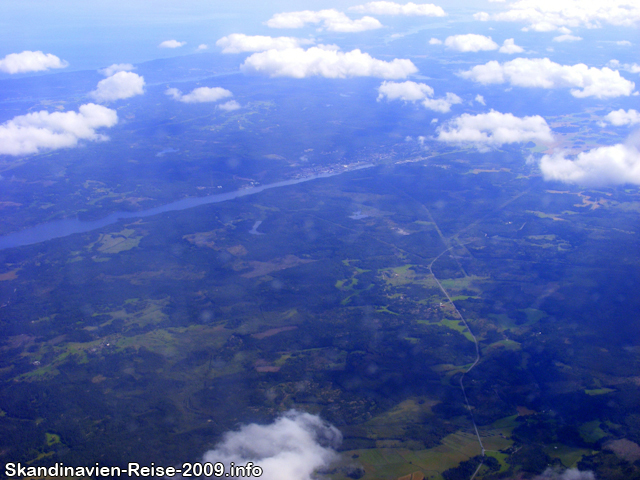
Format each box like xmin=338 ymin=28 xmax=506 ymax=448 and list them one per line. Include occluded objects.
xmin=429 ymin=246 xmax=485 ymax=479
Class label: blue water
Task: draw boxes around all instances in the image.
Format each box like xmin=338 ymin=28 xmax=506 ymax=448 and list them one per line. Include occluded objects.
xmin=0 ymin=166 xmax=372 ymax=250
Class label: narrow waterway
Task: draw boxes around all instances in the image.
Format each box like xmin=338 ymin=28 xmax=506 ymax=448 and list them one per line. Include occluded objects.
xmin=0 ymin=166 xmax=372 ymax=250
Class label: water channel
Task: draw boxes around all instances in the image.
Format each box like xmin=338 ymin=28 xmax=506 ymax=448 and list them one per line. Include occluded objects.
xmin=0 ymin=166 xmax=372 ymax=250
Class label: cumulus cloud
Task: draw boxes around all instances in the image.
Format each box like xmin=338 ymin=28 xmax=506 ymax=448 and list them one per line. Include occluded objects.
xmin=241 ymin=45 xmax=417 ymax=79
xmin=377 ymin=80 xmax=462 ymax=112
xmin=553 ymin=34 xmax=582 ymax=42
xmin=422 ymin=93 xmax=463 ymax=112
xmin=166 ymin=86 xmax=233 ymax=103
xmin=197 ymin=44 xmax=209 ymax=51
xmin=159 ymin=39 xmax=186 ymax=48
xmin=429 ymin=37 xmax=443 ymax=45
xmin=265 ymin=9 xmax=382 ymax=32
xmin=216 ymin=34 xmax=313 ymax=53
xmin=349 ymin=2 xmax=446 ymax=16
xmin=201 ymin=411 xmax=341 ymax=480
xmin=607 ymin=59 xmax=640 ymax=73
xmin=499 ymin=38 xmax=524 ymax=53
xmin=474 ymin=12 xmax=491 ymax=21
xmin=98 ymin=63 xmax=134 ymax=76
xmin=533 ymin=468 xmax=595 ymax=480
xmin=0 ymin=104 xmax=118 ymax=156
xmin=444 ymin=34 xmax=499 ymax=52
xmin=0 ymin=50 xmax=68 ymax=74
xmin=616 ymin=40 xmax=632 ymax=46
xmin=378 ymin=80 xmax=434 ymax=101
xmin=461 ymin=58 xmax=636 ymax=98
xmin=482 ymin=0 xmax=640 ymax=32
xmin=603 ymin=109 xmax=640 ymax=126
xmin=436 ymin=110 xmax=553 ymax=150
xmin=90 ymin=71 xmax=145 ymax=102
xmin=539 ymin=135 xmax=640 ymax=186
xmin=475 ymin=94 xmax=486 ymax=105
xmin=218 ymin=100 xmax=241 ymax=111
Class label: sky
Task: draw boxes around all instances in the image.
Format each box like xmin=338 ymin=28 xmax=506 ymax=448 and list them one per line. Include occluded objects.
xmin=1 ymin=0 xmax=638 ymax=186
xmin=1 ymin=1 xmax=635 ymax=69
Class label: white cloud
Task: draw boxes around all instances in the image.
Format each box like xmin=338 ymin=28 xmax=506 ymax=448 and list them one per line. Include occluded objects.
xmin=444 ymin=34 xmax=499 ymax=52
xmin=218 ymin=100 xmax=241 ymax=111
xmin=603 ymin=109 xmax=640 ymax=126
xmin=216 ymin=34 xmax=313 ymax=53
xmin=0 ymin=104 xmax=118 ymax=156
xmin=166 ymin=86 xmax=233 ymax=103
xmin=616 ymin=40 xmax=632 ymax=46
xmin=241 ymin=46 xmax=417 ymax=79
xmin=607 ymin=59 xmax=640 ymax=73
xmin=461 ymin=58 xmax=636 ymax=98
xmin=159 ymin=39 xmax=186 ymax=48
xmin=485 ymin=0 xmax=640 ymax=32
xmin=539 ymin=137 xmax=640 ymax=186
xmin=90 ymin=71 xmax=145 ymax=102
xmin=349 ymin=2 xmax=446 ymax=16
xmin=534 ymin=468 xmax=595 ymax=480
xmin=378 ymin=80 xmax=434 ymax=100
xmin=377 ymin=80 xmax=461 ymax=112
xmin=499 ymin=38 xmax=524 ymax=53
xmin=0 ymin=50 xmax=68 ymax=74
xmin=265 ymin=9 xmax=382 ymax=32
xmin=422 ymin=93 xmax=463 ymax=112
xmin=475 ymin=94 xmax=486 ymax=105
xmin=197 ymin=44 xmax=209 ymax=51
xmin=553 ymin=34 xmax=582 ymax=42
xmin=429 ymin=37 xmax=443 ymax=45
xmin=436 ymin=110 xmax=553 ymax=150
xmin=98 ymin=63 xmax=134 ymax=77
xmin=474 ymin=12 xmax=491 ymax=21
xmin=201 ymin=411 xmax=341 ymax=480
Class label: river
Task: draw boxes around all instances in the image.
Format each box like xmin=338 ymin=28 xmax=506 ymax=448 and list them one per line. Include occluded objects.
xmin=0 ymin=166 xmax=372 ymax=250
